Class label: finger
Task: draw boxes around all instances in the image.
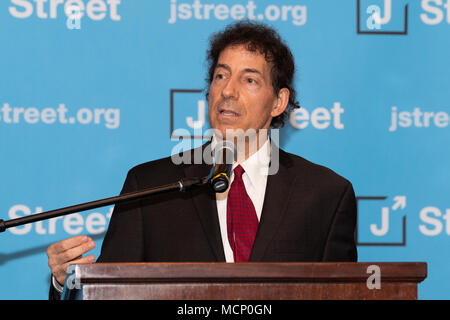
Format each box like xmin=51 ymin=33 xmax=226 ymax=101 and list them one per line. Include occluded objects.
xmin=61 ymin=255 xmax=96 ymax=274
xmin=53 ymin=255 xmax=96 ymax=284
xmin=48 ymin=235 xmax=92 ymax=255
xmin=52 ymin=240 xmax=96 ymax=265
xmin=71 ymin=254 xmax=96 ymax=265
xmin=54 ymin=255 xmax=96 ymax=285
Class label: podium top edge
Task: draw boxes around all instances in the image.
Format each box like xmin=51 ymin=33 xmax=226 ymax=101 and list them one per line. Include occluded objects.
xmin=72 ymin=262 xmax=427 ymax=284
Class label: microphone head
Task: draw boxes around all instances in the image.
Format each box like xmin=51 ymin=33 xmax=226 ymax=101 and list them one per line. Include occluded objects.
xmin=209 ymin=168 xmax=231 ymax=193
xmin=207 ymin=140 xmax=235 ymax=193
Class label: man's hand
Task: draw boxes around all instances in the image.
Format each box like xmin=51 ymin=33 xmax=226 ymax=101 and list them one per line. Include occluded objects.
xmin=47 ymin=235 xmax=96 ymax=286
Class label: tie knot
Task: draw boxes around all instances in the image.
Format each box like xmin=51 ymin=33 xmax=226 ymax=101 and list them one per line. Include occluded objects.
xmin=233 ymin=165 xmax=245 ymax=179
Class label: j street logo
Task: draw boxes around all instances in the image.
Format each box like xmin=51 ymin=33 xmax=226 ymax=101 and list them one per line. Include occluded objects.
xmin=356 ymin=195 xmax=407 ymax=246
xmin=357 ymin=0 xmax=408 ymax=35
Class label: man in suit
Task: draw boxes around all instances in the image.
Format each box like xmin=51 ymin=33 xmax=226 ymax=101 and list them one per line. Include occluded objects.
xmin=47 ymin=21 xmax=357 ymax=298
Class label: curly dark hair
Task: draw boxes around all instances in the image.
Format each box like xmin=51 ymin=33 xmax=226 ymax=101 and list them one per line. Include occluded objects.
xmin=206 ymin=21 xmax=300 ymax=128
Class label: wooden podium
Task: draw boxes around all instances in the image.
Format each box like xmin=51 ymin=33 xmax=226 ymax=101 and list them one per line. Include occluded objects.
xmin=62 ymin=262 xmax=427 ymax=300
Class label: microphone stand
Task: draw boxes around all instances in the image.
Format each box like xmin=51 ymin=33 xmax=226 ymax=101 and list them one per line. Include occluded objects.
xmin=0 ymin=176 xmax=206 ymax=233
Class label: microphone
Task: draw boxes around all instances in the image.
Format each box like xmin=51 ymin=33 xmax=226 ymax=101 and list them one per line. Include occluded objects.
xmin=206 ymin=140 xmax=235 ymax=193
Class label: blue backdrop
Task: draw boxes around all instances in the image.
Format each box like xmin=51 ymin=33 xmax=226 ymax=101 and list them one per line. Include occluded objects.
xmin=1 ymin=0 xmax=449 ymax=299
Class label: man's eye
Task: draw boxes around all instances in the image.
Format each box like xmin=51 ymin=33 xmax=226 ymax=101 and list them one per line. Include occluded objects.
xmin=215 ymin=74 xmax=225 ymax=80
xmin=247 ymin=78 xmax=256 ymax=84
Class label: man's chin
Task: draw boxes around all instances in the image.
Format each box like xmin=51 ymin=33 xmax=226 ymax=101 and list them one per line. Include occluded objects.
xmin=214 ymin=127 xmax=270 ymax=143
xmin=212 ymin=126 xmax=246 ymax=140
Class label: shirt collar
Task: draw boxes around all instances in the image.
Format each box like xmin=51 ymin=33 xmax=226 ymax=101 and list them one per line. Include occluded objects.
xmin=237 ymin=138 xmax=270 ymax=189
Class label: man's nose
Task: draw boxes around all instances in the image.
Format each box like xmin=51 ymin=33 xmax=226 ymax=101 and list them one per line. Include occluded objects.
xmin=221 ymin=77 xmax=239 ymax=99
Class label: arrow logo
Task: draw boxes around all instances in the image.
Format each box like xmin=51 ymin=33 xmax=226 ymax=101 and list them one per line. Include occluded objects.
xmin=392 ymin=196 xmax=406 ymax=210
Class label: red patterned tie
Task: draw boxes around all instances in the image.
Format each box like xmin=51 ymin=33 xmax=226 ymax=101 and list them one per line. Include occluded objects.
xmin=227 ymin=165 xmax=259 ymax=262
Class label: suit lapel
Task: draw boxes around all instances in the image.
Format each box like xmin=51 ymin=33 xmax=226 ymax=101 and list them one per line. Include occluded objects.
xmin=249 ymin=147 xmax=297 ymax=261
xmin=184 ymin=157 xmax=226 ymax=262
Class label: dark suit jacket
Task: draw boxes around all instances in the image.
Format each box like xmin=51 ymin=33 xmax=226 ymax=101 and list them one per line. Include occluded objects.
xmin=49 ymin=144 xmax=357 ymax=299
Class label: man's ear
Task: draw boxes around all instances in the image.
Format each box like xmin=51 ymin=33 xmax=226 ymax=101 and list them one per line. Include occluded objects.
xmin=271 ymin=88 xmax=290 ymax=118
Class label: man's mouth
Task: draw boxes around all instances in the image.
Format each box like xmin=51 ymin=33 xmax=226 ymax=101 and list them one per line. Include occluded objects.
xmin=219 ymin=108 xmax=240 ymax=117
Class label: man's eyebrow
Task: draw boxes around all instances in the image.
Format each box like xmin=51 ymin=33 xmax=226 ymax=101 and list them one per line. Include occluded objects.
xmin=215 ymin=64 xmax=263 ymax=77
xmin=215 ymin=63 xmax=231 ymax=72
xmin=243 ymin=68 xmax=263 ymax=76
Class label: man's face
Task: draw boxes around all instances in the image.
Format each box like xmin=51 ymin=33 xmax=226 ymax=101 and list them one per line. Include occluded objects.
xmin=208 ymin=44 xmax=286 ymax=139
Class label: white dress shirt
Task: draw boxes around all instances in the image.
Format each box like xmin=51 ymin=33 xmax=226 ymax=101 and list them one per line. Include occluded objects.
xmin=215 ymin=138 xmax=271 ymax=262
